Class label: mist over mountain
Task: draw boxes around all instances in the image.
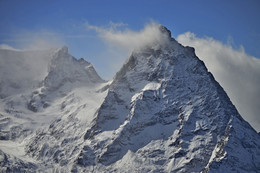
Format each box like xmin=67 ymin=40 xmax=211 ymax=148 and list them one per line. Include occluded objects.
xmin=0 ymin=48 xmax=52 ymax=98
xmin=0 ymin=25 xmax=259 ymax=172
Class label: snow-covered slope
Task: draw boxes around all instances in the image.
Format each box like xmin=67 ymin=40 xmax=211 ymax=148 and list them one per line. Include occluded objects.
xmin=0 ymin=47 xmax=108 ymax=172
xmin=0 ymin=26 xmax=259 ymax=172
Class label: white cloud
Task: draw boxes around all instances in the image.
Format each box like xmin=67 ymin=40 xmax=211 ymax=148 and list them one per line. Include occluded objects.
xmin=85 ymin=21 xmax=170 ymax=53
xmin=177 ymin=32 xmax=260 ymax=132
xmin=85 ymin=21 xmax=172 ymax=79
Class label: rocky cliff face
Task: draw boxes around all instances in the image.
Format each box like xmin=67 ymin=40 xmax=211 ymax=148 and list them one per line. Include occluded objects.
xmin=0 ymin=26 xmax=259 ymax=172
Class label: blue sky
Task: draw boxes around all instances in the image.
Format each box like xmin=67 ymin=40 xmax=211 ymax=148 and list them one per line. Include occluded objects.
xmin=1 ymin=1 xmax=260 ymax=66
xmin=0 ymin=0 xmax=260 ymax=131
xmin=0 ymin=0 xmax=260 ymax=77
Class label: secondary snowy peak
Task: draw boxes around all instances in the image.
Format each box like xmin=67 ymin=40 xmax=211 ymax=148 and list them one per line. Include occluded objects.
xmin=44 ymin=46 xmax=104 ymax=90
xmin=27 ymin=46 xmax=105 ymax=112
xmin=0 ymin=46 xmax=103 ymax=98
xmin=0 ymin=46 xmax=108 ymax=172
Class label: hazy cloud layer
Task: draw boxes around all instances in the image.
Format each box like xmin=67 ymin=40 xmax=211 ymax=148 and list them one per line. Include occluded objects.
xmin=0 ymin=48 xmax=54 ymax=97
xmin=177 ymin=32 xmax=260 ymax=132
xmin=0 ymin=44 xmax=19 ymax=51
xmin=0 ymin=31 xmax=65 ymax=97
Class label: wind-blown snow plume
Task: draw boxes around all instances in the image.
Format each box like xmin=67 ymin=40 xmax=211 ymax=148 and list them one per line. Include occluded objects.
xmin=0 ymin=30 xmax=66 ymax=97
xmin=86 ymin=22 xmax=171 ymax=52
xmin=85 ymin=22 xmax=172 ymax=79
xmin=177 ymin=32 xmax=260 ymax=132
xmin=0 ymin=48 xmax=53 ymax=97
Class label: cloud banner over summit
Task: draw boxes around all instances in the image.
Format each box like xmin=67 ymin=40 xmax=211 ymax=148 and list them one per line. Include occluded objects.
xmin=86 ymin=22 xmax=172 ymax=52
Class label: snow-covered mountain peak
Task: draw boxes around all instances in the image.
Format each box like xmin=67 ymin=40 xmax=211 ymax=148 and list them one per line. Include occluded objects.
xmin=80 ymin=26 xmax=260 ymax=172
xmin=60 ymin=45 xmax=68 ymax=53
xmin=48 ymin=46 xmax=72 ymax=70
xmin=159 ymin=25 xmax=172 ymax=38
xmin=43 ymin=46 xmax=104 ymax=90
xmin=1 ymin=27 xmax=259 ymax=172
xmin=26 ymin=46 xmax=105 ymax=112
xmin=111 ymin=28 xmax=188 ymax=90
xmin=53 ymin=45 xmax=69 ymax=56
xmin=131 ymin=25 xmax=187 ymax=59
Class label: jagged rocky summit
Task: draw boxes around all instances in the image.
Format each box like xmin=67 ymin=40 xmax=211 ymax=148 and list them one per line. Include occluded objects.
xmin=0 ymin=25 xmax=259 ymax=172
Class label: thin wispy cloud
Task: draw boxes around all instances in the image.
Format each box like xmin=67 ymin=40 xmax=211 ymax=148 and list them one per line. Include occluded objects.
xmin=1 ymin=30 xmax=65 ymax=50
xmin=177 ymin=32 xmax=260 ymax=132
